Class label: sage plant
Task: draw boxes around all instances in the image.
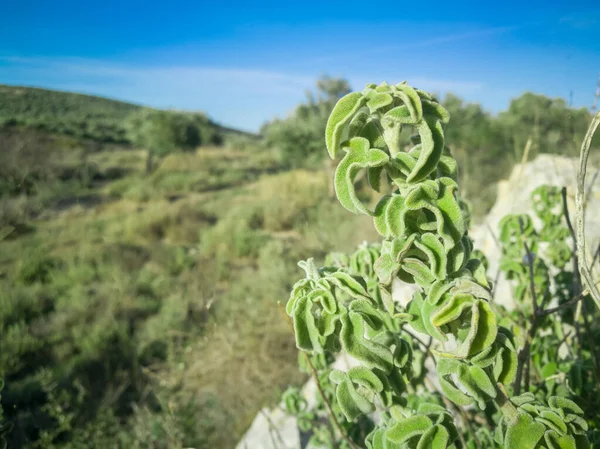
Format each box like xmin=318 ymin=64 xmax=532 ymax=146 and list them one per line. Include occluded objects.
xmin=285 ymin=82 xmax=590 ymax=448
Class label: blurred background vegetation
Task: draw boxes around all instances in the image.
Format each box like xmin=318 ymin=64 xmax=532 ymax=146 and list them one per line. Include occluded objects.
xmin=0 ymin=78 xmax=599 ymax=449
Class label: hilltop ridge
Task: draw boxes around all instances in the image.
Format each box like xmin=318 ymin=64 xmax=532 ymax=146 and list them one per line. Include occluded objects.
xmin=0 ymin=84 xmax=256 ymax=143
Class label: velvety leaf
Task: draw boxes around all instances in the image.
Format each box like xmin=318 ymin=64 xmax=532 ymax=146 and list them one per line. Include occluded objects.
xmin=340 ymin=311 xmax=394 ymax=372
xmin=292 ymin=295 xmax=323 ymax=352
xmin=367 ymin=91 xmax=393 ymax=113
xmin=407 ymin=117 xmax=445 ymax=183
xmin=548 ymin=397 xmax=584 ymax=415
xmin=431 ymin=293 xmax=475 ymax=327
xmin=386 ymin=415 xmax=432 ymax=444
xmin=402 ymin=257 xmax=437 ymax=287
xmin=334 ymin=137 xmax=389 ymax=214
xmin=325 ymin=92 xmax=366 ymax=158
xmin=537 ymin=410 xmax=568 ymax=434
xmin=456 ymin=364 xmax=496 ymax=409
xmin=422 ymin=99 xmax=450 ymax=123
xmin=404 ymin=178 xmax=465 ymax=250
xmin=511 ymin=392 xmax=537 ymax=406
xmin=328 ymin=271 xmax=370 ymax=298
xmin=437 ymin=359 xmax=474 ymax=406
xmin=417 ymin=424 xmax=451 ymax=449
xmin=368 ymin=165 xmax=384 ymax=192
xmin=470 ymin=345 xmax=495 ymax=368
xmin=366 ymin=428 xmax=386 ymax=449
xmin=420 ymin=298 xmax=449 ymax=342
xmin=309 ymin=287 xmax=337 ymax=314
xmin=348 ymin=366 xmax=384 ymax=392
xmin=407 ymin=292 xmax=427 ymax=334
xmin=374 ymin=253 xmax=401 ymax=286
xmin=350 ymin=298 xmax=384 ymax=330
xmin=331 ymin=370 xmax=375 ymax=421
xmin=414 ymin=233 xmax=447 ymax=280
xmin=504 ymin=412 xmax=545 ymax=449
xmin=393 ymin=82 xmax=423 ymax=122
xmin=393 ymin=338 xmax=412 ymax=369
xmin=544 ymin=430 xmax=577 ymax=449
xmin=468 ymin=300 xmax=498 ymax=356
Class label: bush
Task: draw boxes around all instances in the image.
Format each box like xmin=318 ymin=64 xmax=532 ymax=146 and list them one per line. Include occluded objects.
xmin=261 ymin=76 xmax=351 ymax=168
xmin=280 ymin=82 xmax=600 ymax=449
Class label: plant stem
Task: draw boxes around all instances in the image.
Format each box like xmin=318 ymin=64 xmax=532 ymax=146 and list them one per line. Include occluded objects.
xmin=513 ymin=218 xmax=541 ymax=395
xmin=278 ymin=302 xmax=361 ymax=449
xmin=575 ymin=111 xmax=600 ymax=310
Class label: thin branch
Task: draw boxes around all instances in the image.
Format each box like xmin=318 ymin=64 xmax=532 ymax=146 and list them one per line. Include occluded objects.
xmin=562 ymin=187 xmax=582 ymax=295
xmin=559 ymin=184 xmax=600 ymax=380
xmin=580 ymin=296 xmax=600 ymax=382
xmin=441 ymin=396 xmax=479 ymax=449
xmin=562 ymin=186 xmax=585 ymax=353
xmin=536 ymin=291 xmax=587 ymax=316
xmin=402 ymin=327 xmax=435 ymax=360
xmin=592 ymin=243 xmax=600 ymax=269
xmin=557 ymin=330 xmax=574 ymax=356
xmin=520 ymin=219 xmax=539 ymax=313
xmin=576 ymin=110 xmax=600 ymax=310
xmin=584 ymin=169 xmax=600 ymax=214
xmin=513 ymin=217 xmax=540 ymax=395
xmin=278 ymin=302 xmax=360 ymax=449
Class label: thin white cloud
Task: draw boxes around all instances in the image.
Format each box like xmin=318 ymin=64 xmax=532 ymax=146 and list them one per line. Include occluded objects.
xmin=559 ymin=12 xmax=600 ymax=30
xmin=0 ymin=55 xmax=484 ymax=130
xmin=0 ymin=56 xmax=313 ymax=92
xmin=305 ymin=25 xmax=517 ymax=65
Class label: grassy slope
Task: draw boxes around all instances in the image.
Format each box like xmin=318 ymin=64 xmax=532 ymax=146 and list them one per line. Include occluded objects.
xmin=0 ymin=84 xmax=257 ymax=143
xmin=0 ymin=93 xmax=377 ymax=448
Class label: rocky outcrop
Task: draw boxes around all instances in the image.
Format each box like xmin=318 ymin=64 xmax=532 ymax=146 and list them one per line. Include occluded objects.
xmin=470 ymin=154 xmax=600 ymax=310
xmin=236 ymin=155 xmax=600 ymax=449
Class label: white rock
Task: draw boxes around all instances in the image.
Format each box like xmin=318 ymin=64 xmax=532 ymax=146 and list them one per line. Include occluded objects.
xmin=470 ymin=154 xmax=600 ymax=310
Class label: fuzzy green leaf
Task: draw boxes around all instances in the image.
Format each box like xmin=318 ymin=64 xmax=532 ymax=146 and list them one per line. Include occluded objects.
xmin=340 ymin=311 xmax=394 ymax=372
xmin=386 ymin=415 xmax=433 ymax=444
xmin=548 ymin=397 xmax=584 ymax=415
xmin=417 ymin=424 xmax=451 ymax=449
xmin=328 ymin=271 xmax=370 ymax=298
xmin=544 ymin=430 xmax=577 ymax=449
xmin=326 ymin=92 xmax=366 ymax=158
xmin=292 ymin=295 xmax=323 ymax=352
xmin=334 ymin=137 xmax=390 ymax=215
xmin=330 ymin=369 xmax=375 ymax=421
xmin=504 ymin=412 xmax=545 ymax=449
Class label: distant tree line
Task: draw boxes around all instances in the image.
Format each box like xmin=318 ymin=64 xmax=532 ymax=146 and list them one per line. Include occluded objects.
xmin=261 ymin=76 xmax=598 ymax=213
xmin=126 ymin=109 xmax=223 ymax=172
xmin=0 ymin=84 xmax=227 ymax=149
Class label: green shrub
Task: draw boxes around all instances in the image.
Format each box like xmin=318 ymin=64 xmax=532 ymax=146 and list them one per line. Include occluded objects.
xmin=280 ymin=82 xmax=600 ymax=449
xmin=261 ymin=76 xmax=351 ymax=168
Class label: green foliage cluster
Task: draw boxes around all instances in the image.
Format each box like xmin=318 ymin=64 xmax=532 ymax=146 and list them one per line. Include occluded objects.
xmin=282 ymin=82 xmax=599 ymax=449
xmin=0 ymin=85 xmax=139 ymax=142
xmin=0 ymin=84 xmax=238 ymax=150
xmin=261 ymin=76 xmax=351 ymax=168
xmin=0 ymin=378 xmax=12 ymax=449
xmin=0 ymin=122 xmax=382 ymax=448
xmin=126 ymin=109 xmax=223 ymax=157
xmin=444 ymin=93 xmax=594 ymax=214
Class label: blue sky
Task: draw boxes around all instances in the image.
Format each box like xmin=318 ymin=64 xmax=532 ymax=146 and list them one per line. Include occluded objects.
xmin=1 ymin=1 xmax=599 ymax=132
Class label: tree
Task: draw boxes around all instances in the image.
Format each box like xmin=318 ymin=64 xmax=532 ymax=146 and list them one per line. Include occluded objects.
xmin=499 ymin=92 xmax=591 ymax=160
xmin=261 ymin=76 xmax=351 ymax=168
xmin=127 ymin=109 xmax=220 ymax=173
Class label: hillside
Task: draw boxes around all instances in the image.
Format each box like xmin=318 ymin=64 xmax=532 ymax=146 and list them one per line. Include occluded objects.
xmin=0 ymin=84 xmax=256 ymax=143
xmin=1 ymin=81 xmax=599 ymax=449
